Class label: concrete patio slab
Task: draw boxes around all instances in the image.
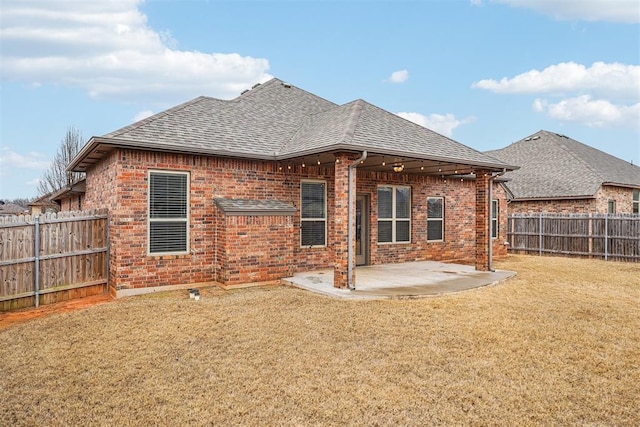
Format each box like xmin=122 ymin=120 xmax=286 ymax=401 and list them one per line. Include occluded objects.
xmin=283 ymin=261 xmax=516 ymax=300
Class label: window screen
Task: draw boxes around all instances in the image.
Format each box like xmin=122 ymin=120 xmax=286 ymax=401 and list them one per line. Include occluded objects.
xmin=491 ymin=200 xmax=499 ymax=239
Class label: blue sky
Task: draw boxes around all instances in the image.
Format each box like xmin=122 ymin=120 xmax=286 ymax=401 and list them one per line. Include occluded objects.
xmin=1 ymin=0 xmax=639 ymax=200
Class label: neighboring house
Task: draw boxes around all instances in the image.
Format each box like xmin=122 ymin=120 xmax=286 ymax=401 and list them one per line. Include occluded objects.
xmin=67 ymin=78 xmax=516 ymax=296
xmin=50 ymin=179 xmax=86 ymax=212
xmin=28 ymin=193 xmax=60 ymax=215
xmin=0 ymin=201 xmax=27 ymax=217
xmin=487 ymin=130 xmax=640 ymax=215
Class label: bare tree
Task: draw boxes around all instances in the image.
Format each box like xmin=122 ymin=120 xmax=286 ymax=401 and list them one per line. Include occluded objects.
xmin=38 ymin=126 xmax=86 ymax=196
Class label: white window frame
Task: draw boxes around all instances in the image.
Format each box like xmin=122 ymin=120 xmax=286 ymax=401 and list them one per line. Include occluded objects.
xmin=377 ymin=185 xmax=411 ymax=244
xmin=608 ymin=199 xmax=616 ymax=214
xmin=427 ymin=196 xmax=444 ymax=242
xmin=300 ymin=180 xmax=327 ymax=247
xmin=148 ymin=170 xmax=190 ymax=255
xmin=491 ymin=199 xmax=499 ymax=239
xmin=633 ymin=190 xmax=639 ymax=215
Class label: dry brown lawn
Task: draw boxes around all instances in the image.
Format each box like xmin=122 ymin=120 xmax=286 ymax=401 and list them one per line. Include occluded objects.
xmin=1 ymin=255 xmax=639 ymax=426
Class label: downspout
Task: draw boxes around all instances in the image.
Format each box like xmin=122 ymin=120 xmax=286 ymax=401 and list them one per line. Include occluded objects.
xmin=348 ymin=151 xmax=367 ymax=290
xmin=488 ymin=168 xmax=507 ymax=272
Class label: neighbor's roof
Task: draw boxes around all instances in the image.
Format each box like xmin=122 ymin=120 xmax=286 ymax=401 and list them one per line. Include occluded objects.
xmin=49 ymin=179 xmax=87 ymax=203
xmin=487 ymin=130 xmax=640 ymax=200
xmin=69 ymin=78 xmax=514 ymax=173
xmin=0 ymin=202 xmax=27 ymax=215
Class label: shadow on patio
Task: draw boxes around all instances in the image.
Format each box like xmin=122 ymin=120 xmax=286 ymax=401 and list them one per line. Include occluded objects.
xmin=284 ymin=260 xmax=516 ymax=300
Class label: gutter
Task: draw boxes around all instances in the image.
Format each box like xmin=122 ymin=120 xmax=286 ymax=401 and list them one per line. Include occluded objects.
xmin=488 ymin=168 xmax=507 ymax=272
xmin=347 ymin=151 xmax=367 ymax=290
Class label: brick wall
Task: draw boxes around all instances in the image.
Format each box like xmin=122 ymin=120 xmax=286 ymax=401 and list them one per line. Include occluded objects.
xmin=595 ymin=185 xmax=636 ymax=213
xmin=58 ymin=194 xmax=84 ymax=212
xmin=507 ymin=185 xmax=637 ymax=215
xmin=83 ymin=148 xmax=509 ymax=292
xmin=217 ymin=214 xmax=294 ymax=284
xmin=356 ymin=170 xmax=508 ymax=265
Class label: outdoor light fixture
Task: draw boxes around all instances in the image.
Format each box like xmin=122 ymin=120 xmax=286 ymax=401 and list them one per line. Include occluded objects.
xmin=393 ymin=164 xmax=404 ymax=173
xmin=382 ymin=157 xmax=386 ymax=166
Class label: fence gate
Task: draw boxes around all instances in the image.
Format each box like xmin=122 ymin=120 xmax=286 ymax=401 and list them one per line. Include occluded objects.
xmin=507 ymin=213 xmax=640 ymax=262
xmin=0 ymin=209 xmax=109 ymax=311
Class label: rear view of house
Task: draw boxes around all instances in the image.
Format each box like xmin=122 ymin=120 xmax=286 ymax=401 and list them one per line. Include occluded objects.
xmin=67 ymin=78 xmax=516 ymax=296
xmin=488 ymin=130 xmax=640 ymax=215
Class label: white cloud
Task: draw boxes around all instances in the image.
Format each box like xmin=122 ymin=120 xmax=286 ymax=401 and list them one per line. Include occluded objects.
xmin=533 ymin=96 xmax=640 ymax=129
xmin=0 ymin=147 xmax=50 ymax=171
xmin=491 ymin=0 xmax=639 ymax=23
xmin=473 ymin=62 xmax=640 ymax=100
xmin=133 ymin=110 xmax=155 ymax=123
xmin=396 ymin=112 xmax=476 ymax=137
xmin=475 ymin=61 xmax=640 ymax=129
xmin=388 ymin=69 xmax=409 ymax=83
xmin=470 ymin=0 xmax=484 ymax=6
xmin=0 ymin=0 xmax=272 ymax=104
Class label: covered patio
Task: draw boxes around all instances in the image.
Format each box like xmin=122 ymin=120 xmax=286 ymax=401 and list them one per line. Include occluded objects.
xmin=284 ymin=260 xmax=516 ymax=300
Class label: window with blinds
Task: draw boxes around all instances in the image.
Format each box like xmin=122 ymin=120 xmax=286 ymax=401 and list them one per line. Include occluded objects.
xmin=301 ymin=181 xmax=326 ymax=246
xmin=378 ymin=185 xmax=411 ymax=243
xmin=491 ymin=199 xmax=499 ymax=239
xmin=427 ymin=197 xmax=444 ymax=241
xmin=148 ymin=171 xmax=189 ymax=254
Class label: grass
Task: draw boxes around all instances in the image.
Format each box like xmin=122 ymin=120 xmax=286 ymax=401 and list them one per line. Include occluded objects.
xmin=1 ymin=255 xmax=639 ymax=426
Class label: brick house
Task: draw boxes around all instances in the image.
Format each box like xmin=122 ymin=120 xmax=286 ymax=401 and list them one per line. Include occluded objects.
xmin=50 ymin=179 xmax=86 ymax=212
xmin=67 ymin=78 xmax=516 ymax=296
xmin=28 ymin=193 xmax=60 ymax=215
xmin=487 ymin=130 xmax=640 ymax=215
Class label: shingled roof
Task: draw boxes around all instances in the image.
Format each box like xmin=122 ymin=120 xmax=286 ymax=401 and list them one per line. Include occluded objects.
xmin=69 ymin=78 xmax=513 ymax=174
xmin=486 ymin=130 xmax=640 ymax=200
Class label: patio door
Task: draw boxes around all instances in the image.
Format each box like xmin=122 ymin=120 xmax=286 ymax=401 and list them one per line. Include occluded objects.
xmin=356 ymin=194 xmax=369 ymax=265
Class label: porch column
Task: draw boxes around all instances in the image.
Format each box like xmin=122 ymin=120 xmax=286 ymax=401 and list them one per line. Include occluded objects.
xmin=475 ymin=170 xmax=491 ymax=271
xmin=333 ymin=153 xmax=357 ymax=288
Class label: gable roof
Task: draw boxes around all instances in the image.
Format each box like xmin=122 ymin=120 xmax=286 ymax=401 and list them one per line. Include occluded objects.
xmin=487 ymin=130 xmax=640 ymax=200
xmin=0 ymin=202 xmax=27 ymax=215
xmin=69 ymin=78 xmax=514 ymax=174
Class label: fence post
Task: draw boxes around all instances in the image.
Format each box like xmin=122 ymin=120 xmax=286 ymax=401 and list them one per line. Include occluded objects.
xmin=604 ymin=214 xmax=608 ymax=261
xmin=106 ymin=210 xmax=110 ymax=293
xmin=588 ymin=213 xmax=593 ymax=257
xmin=34 ymin=216 xmax=40 ymax=308
xmin=539 ymin=213 xmax=543 ymax=256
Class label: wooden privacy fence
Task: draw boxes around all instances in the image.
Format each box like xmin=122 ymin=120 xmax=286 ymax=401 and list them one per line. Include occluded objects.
xmin=507 ymin=213 xmax=640 ymax=261
xmin=0 ymin=209 xmax=109 ymax=311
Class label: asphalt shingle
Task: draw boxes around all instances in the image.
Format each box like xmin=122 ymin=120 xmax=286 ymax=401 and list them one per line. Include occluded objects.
xmin=72 ymin=77 xmax=513 ymax=171
xmin=487 ymin=130 xmax=640 ymax=199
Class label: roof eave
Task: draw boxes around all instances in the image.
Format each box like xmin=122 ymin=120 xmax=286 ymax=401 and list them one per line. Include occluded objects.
xmin=509 ymin=195 xmax=597 ymax=202
xmin=601 ymin=182 xmax=640 ymax=190
xmin=277 ymin=143 xmax=518 ymax=172
xmin=70 ymin=139 xmax=520 ymax=174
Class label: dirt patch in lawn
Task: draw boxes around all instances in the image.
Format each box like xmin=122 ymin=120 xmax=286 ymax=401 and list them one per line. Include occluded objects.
xmin=1 ymin=255 xmax=639 ymax=426
xmin=0 ymin=294 xmax=115 ymax=331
